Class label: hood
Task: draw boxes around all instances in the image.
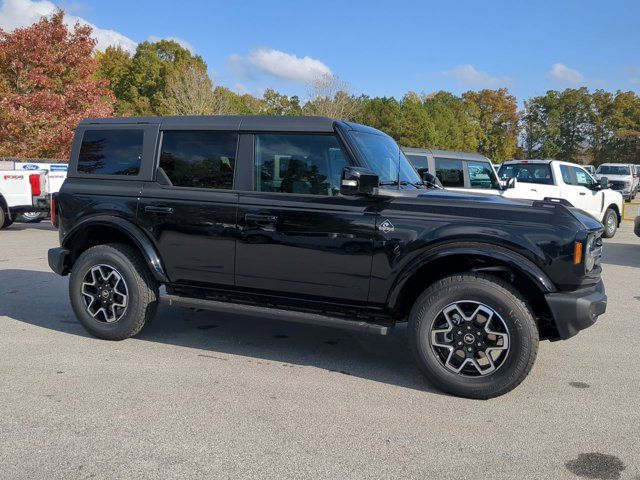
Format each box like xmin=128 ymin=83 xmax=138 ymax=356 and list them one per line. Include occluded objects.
xmin=380 ymin=187 xmax=533 ymax=207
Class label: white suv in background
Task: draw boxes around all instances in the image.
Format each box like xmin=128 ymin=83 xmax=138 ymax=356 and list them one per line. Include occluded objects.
xmin=594 ymin=163 xmax=637 ymax=202
xmin=498 ymin=160 xmax=623 ymax=238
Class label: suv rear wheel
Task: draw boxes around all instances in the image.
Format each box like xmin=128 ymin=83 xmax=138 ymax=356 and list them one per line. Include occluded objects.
xmin=409 ymin=273 xmax=539 ymax=399
xmin=69 ymin=243 xmax=158 ymax=340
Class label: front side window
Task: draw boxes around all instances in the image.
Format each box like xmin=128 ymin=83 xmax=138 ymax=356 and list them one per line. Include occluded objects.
xmin=573 ymin=166 xmax=595 ymax=187
xmin=159 ymin=131 xmax=237 ymax=189
xmin=254 ymin=134 xmax=347 ymax=196
xmin=498 ymin=163 xmax=553 ymax=185
xmin=78 ymin=129 xmax=144 ymax=175
xmin=405 ymin=154 xmax=429 ymax=170
xmin=349 ymin=131 xmax=421 ymax=186
xmin=467 ymin=160 xmax=499 ymax=189
xmin=434 ymin=157 xmax=464 ymax=187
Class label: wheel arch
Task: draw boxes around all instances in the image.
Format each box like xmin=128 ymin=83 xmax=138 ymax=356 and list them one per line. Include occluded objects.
xmin=62 ymin=215 xmax=168 ymax=283
xmin=388 ymin=243 xmax=559 ymax=339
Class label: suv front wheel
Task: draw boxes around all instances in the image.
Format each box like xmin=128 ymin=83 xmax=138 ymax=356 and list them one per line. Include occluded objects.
xmin=409 ymin=273 xmax=539 ymax=399
xmin=69 ymin=243 xmax=159 ymax=340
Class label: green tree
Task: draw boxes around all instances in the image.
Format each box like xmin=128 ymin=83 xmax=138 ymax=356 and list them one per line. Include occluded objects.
xmin=95 ymin=46 xmax=135 ymax=115
xmin=261 ymin=88 xmax=302 ymax=116
xmin=463 ymin=88 xmax=519 ymax=162
xmin=423 ymin=91 xmax=480 ymax=152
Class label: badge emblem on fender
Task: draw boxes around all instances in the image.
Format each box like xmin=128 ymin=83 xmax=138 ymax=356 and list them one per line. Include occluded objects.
xmin=379 ymin=219 xmax=395 ymax=234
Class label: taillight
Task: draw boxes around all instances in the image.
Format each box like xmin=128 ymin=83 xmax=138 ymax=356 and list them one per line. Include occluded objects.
xmin=51 ymin=194 xmax=58 ymax=228
xmin=29 ymin=173 xmax=41 ymax=196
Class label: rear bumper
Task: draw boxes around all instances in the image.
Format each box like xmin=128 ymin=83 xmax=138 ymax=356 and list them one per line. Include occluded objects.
xmin=545 ymin=280 xmax=607 ymax=340
xmin=48 ymin=247 xmax=70 ymax=276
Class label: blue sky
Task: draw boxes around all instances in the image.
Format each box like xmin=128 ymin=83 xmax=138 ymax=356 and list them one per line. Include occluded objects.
xmin=2 ymin=0 xmax=639 ymax=102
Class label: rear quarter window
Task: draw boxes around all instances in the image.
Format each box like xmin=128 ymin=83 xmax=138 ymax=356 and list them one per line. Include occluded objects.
xmin=77 ymin=129 xmax=144 ymax=176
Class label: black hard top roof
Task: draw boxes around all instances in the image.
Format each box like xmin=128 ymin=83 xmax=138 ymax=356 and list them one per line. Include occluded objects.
xmin=80 ymin=115 xmax=345 ymax=133
xmin=402 ymin=147 xmax=491 ymax=162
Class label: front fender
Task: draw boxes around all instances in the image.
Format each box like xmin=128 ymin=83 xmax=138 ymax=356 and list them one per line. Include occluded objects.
xmin=62 ymin=214 xmax=169 ymax=283
xmin=386 ymin=242 xmax=557 ymax=311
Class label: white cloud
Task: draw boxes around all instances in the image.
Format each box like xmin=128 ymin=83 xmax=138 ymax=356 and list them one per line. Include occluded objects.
xmin=147 ymin=35 xmax=195 ymax=54
xmin=0 ymin=0 xmax=136 ymax=52
xmin=445 ymin=64 xmax=509 ymax=87
xmin=230 ymin=48 xmax=332 ymax=84
xmin=549 ymin=63 xmax=584 ymax=84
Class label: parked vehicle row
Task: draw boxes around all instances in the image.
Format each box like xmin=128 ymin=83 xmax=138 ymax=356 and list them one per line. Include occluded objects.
xmin=0 ymin=169 xmax=49 ymax=229
xmin=403 ymin=150 xmax=623 ymax=238
xmin=48 ymin=115 xmax=607 ymax=399
xmin=0 ymin=162 xmax=68 ymax=226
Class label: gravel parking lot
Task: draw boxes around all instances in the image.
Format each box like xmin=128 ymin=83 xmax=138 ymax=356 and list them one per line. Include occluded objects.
xmin=1 ymin=217 xmax=639 ymax=480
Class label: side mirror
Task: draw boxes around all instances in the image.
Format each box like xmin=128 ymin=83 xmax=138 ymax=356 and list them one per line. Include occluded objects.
xmin=600 ymin=177 xmax=609 ymax=189
xmin=419 ymin=170 xmax=443 ymax=188
xmin=500 ymin=177 xmax=516 ymax=190
xmin=340 ymin=166 xmax=379 ymax=196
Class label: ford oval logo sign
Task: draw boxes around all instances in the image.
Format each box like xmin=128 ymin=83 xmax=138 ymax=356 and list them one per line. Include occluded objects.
xmin=23 ymin=164 xmax=39 ymax=170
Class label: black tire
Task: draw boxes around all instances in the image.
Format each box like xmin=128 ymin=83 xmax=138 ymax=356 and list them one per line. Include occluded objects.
xmin=69 ymin=243 xmax=158 ymax=340
xmin=602 ymin=208 xmax=617 ymax=239
xmin=0 ymin=205 xmax=12 ymax=229
xmin=409 ymin=273 xmax=539 ymax=399
xmin=16 ymin=211 xmax=44 ymax=223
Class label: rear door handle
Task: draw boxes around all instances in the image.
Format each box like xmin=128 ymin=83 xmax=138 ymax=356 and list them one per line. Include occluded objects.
xmin=579 ymin=192 xmax=586 ymax=195
xmin=245 ymin=213 xmax=278 ymax=223
xmin=145 ymin=205 xmax=174 ymax=215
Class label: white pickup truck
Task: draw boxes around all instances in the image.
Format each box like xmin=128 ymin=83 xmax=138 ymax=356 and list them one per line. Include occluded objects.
xmin=0 ymin=170 xmax=49 ymax=229
xmin=594 ymin=163 xmax=638 ymax=202
xmin=498 ymin=159 xmax=624 ymax=238
xmin=12 ymin=162 xmax=68 ymax=222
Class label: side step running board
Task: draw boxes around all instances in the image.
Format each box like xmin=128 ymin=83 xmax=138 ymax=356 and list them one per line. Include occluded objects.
xmin=161 ymin=294 xmax=390 ymax=336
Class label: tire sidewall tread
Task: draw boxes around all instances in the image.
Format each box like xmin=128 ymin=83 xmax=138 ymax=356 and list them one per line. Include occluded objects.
xmin=69 ymin=243 xmax=158 ymax=340
xmin=409 ymin=273 xmax=539 ymax=399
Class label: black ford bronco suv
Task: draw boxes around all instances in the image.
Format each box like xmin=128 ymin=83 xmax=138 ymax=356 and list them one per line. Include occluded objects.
xmin=48 ymin=116 xmax=607 ymax=399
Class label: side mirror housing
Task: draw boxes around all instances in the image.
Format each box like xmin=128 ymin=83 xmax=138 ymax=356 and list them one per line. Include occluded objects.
xmin=418 ymin=170 xmax=442 ymax=188
xmin=500 ymin=177 xmax=517 ymax=190
xmin=600 ymin=177 xmax=609 ymax=189
xmin=340 ymin=167 xmax=379 ymax=196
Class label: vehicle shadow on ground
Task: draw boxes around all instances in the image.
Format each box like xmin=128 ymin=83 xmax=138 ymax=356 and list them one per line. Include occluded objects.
xmin=3 ymin=222 xmax=55 ymax=232
xmin=601 ymin=242 xmax=640 ymax=269
xmin=0 ymin=269 xmax=439 ymax=395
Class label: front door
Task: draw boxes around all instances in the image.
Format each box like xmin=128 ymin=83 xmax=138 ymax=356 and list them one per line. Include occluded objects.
xmin=560 ymin=165 xmax=603 ymax=220
xmin=235 ymin=133 xmax=377 ymax=303
xmin=137 ymin=130 xmax=239 ymax=287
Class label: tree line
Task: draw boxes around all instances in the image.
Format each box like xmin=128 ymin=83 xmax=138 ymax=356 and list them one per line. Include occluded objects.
xmin=1 ymin=11 xmax=638 ymax=164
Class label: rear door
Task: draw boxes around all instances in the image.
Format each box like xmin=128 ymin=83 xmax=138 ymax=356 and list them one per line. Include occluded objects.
xmin=235 ymin=132 xmax=376 ymax=303
xmin=137 ymin=130 xmax=239 ymax=287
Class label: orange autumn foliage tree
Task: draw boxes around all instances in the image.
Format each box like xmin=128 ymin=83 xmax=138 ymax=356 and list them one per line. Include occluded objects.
xmin=0 ymin=11 xmax=114 ymax=159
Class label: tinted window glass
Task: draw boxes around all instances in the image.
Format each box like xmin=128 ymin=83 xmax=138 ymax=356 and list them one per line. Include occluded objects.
xmin=498 ymin=163 xmax=553 ymax=185
xmin=596 ymin=165 xmax=630 ymax=175
xmin=467 ymin=160 xmax=499 ymax=189
xmin=254 ymin=134 xmax=347 ymax=196
xmin=350 ymin=131 xmax=421 ymax=184
xmin=406 ymin=154 xmax=429 ymax=170
xmin=160 ymin=131 xmax=237 ymax=189
xmin=560 ymin=165 xmax=574 ymax=185
xmin=78 ymin=129 xmax=143 ymax=175
xmin=434 ymin=157 xmax=464 ymax=187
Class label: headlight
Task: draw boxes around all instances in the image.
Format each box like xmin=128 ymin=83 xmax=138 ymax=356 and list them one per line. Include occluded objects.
xmin=584 ymin=235 xmax=602 ymax=273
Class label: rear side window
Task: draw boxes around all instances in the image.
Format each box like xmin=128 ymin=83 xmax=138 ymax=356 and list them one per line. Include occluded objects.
xmin=498 ymin=163 xmax=553 ymax=185
xmin=78 ymin=129 xmax=144 ymax=175
xmin=434 ymin=157 xmax=464 ymax=187
xmin=159 ymin=131 xmax=238 ymax=189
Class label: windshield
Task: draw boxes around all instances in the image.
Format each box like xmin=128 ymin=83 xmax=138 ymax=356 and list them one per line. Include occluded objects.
xmin=498 ymin=163 xmax=553 ymax=185
xmin=348 ymin=131 xmax=422 ymax=186
xmin=596 ymin=165 xmax=630 ymax=176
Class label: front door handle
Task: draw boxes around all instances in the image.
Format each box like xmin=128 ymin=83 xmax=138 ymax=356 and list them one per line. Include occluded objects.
xmin=245 ymin=213 xmax=278 ymax=223
xmin=579 ymin=192 xmax=586 ymax=195
xmin=145 ymin=205 xmax=174 ymax=215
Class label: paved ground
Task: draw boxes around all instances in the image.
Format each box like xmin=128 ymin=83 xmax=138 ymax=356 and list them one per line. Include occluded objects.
xmin=1 ymin=218 xmax=639 ymax=480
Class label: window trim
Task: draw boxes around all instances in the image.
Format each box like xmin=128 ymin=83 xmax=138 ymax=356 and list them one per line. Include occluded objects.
xmin=249 ymin=131 xmax=354 ymax=197
xmin=154 ymin=129 xmax=240 ymax=193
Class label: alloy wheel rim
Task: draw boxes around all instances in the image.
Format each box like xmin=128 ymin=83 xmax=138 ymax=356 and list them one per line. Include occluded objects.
xmin=429 ymin=301 xmax=510 ymax=377
xmin=606 ymin=214 xmax=616 ymax=233
xmin=81 ymin=264 xmax=129 ymax=323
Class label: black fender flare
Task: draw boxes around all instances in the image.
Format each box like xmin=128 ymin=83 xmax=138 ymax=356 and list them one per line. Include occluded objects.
xmin=62 ymin=215 xmax=169 ymax=283
xmin=386 ymin=242 xmax=557 ymax=310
